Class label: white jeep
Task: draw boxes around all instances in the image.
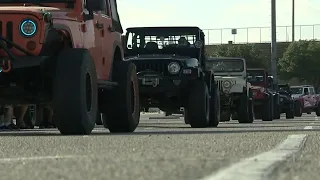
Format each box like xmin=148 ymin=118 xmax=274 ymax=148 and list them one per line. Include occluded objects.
xmin=206 ymin=57 xmax=254 ymax=123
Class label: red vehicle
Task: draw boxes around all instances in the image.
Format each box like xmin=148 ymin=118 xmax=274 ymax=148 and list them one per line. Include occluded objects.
xmin=290 ymin=85 xmax=320 ymax=116
xmin=0 ymin=0 xmax=140 ymax=134
xmin=247 ymin=68 xmax=275 ymax=121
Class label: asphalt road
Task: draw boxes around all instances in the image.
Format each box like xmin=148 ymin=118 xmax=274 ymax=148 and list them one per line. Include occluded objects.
xmin=0 ymin=112 xmax=319 ymax=180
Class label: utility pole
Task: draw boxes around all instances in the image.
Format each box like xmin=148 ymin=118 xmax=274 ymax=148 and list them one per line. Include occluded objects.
xmin=292 ymin=0 xmax=295 ymax=41
xmin=271 ymin=0 xmax=277 ymax=86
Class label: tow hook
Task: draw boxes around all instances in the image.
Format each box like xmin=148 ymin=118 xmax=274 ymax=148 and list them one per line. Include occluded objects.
xmin=1 ymin=59 xmax=11 ymax=73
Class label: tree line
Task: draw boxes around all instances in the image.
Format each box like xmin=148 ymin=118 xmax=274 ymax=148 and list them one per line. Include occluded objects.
xmin=207 ymin=40 xmax=320 ymax=91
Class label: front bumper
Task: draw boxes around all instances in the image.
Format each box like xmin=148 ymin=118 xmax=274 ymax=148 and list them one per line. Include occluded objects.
xmin=0 ymin=56 xmax=47 ymax=71
xmin=138 ymin=75 xmax=196 ymax=94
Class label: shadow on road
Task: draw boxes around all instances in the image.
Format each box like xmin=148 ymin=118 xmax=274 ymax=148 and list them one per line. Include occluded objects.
xmin=0 ymin=128 xmax=318 ymax=136
xmin=139 ymin=125 xmax=297 ymax=129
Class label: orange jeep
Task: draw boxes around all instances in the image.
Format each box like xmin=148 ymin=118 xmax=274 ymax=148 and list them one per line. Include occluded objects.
xmin=0 ymin=0 xmax=140 ymax=134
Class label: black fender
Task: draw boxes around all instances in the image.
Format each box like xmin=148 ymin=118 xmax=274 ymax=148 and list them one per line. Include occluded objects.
xmin=108 ymin=41 xmax=125 ymax=81
xmin=40 ymin=24 xmax=69 ymax=56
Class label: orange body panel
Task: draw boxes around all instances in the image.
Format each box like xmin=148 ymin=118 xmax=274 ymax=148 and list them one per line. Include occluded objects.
xmin=0 ymin=2 xmax=118 ymax=81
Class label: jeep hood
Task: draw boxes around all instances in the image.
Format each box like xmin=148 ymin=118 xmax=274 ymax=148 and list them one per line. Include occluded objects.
xmin=214 ymin=76 xmax=242 ymax=80
xmin=292 ymin=94 xmax=302 ymax=99
xmin=0 ymin=6 xmax=73 ymax=19
xmin=125 ymin=54 xmax=199 ymax=67
xmin=125 ymin=54 xmax=195 ymax=61
xmin=251 ymin=85 xmax=264 ymax=90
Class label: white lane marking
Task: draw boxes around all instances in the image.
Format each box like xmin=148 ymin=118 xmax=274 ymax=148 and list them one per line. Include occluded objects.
xmin=0 ymin=155 xmax=88 ymax=163
xmin=200 ymin=134 xmax=307 ymax=180
xmin=304 ymin=126 xmax=313 ymax=129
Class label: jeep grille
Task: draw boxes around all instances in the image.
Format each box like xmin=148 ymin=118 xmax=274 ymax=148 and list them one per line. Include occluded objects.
xmin=134 ymin=61 xmax=168 ymax=75
xmin=215 ymin=79 xmax=237 ymax=91
xmin=216 ymin=80 xmax=224 ymax=91
xmin=0 ymin=21 xmax=13 ymax=48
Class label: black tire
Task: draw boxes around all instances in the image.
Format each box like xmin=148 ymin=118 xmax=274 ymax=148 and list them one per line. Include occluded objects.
xmin=286 ymin=103 xmax=295 ymax=119
xmin=208 ymin=84 xmax=220 ymax=127
xmin=186 ymin=80 xmax=210 ymax=128
xmin=184 ymin=109 xmax=189 ymax=124
xmin=238 ymin=92 xmax=253 ymax=123
xmin=273 ymin=96 xmax=281 ymax=119
xmin=102 ymin=113 xmax=108 ymax=127
xmin=294 ymin=101 xmax=302 ymax=117
xmin=96 ymin=110 xmax=102 ymax=125
xmin=307 ymin=111 xmax=311 ymax=114
xmin=53 ymin=48 xmax=98 ymax=135
xmin=102 ymin=61 xmax=140 ymax=132
xmin=248 ymin=94 xmax=255 ymax=122
xmin=23 ymin=106 xmax=35 ymax=129
xmin=231 ymin=112 xmax=238 ymax=120
xmin=262 ymin=97 xmax=273 ymax=121
xmin=34 ymin=104 xmax=43 ymax=127
xmin=316 ymin=103 xmax=320 ymax=116
xmin=220 ymin=112 xmax=230 ymax=122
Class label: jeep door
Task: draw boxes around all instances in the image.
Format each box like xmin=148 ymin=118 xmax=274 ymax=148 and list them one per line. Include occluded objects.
xmin=309 ymin=87 xmax=317 ymax=107
xmin=100 ymin=0 xmax=123 ymax=80
xmin=82 ymin=6 xmax=104 ymax=79
xmin=303 ymin=87 xmax=312 ymax=108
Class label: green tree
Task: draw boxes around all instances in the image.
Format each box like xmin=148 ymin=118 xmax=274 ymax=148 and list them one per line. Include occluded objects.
xmin=279 ymin=40 xmax=320 ymax=90
xmin=208 ymin=44 xmax=268 ymax=69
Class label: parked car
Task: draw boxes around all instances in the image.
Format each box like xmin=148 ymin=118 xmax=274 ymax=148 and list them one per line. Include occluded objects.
xmin=290 ymin=85 xmax=320 ymax=116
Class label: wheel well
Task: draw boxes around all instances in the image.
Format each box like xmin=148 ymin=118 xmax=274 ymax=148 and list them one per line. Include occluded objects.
xmin=113 ymin=46 xmax=122 ymax=61
xmin=57 ymin=30 xmax=72 ymax=48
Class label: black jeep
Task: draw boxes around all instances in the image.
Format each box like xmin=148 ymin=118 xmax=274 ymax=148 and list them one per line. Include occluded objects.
xmin=278 ymin=84 xmax=295 ymax=119
xmin=123 ymin=26 xmax=220 ymax=128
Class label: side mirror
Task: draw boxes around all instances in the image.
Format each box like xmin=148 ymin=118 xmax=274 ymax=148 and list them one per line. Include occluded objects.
xmin=86 ymin=0 xmax=106 ymax=11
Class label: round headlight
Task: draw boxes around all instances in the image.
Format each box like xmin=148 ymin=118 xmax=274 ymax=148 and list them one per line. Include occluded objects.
xmin=20 ymin=19 xmax=37 ymax=37
xmin=194 ymin=40 xmax=203 ymax=48
xmin=223 ymin=80 xmax=232 ymax=88
xmin=168 ymin=62 xmax=180 ymax=74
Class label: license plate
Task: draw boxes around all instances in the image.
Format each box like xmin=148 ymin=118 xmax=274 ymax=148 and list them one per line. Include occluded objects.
xmin=142 ymin=76 xmax=159 ymax=87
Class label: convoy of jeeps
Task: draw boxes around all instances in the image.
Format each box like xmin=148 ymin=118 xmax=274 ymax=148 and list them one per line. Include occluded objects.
xmin=0 ymin=0 xmax=314 ymax=135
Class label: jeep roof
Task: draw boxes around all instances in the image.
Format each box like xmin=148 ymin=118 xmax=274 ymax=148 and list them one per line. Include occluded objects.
xmin=126 ymin=26 xmax=202 ymax=32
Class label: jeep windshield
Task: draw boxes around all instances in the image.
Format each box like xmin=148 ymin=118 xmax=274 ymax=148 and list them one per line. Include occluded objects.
xmin=278 ymin=85 xmax=290 ymax=92
xmin=205 ymin=59 xmax=244 ymax=72
xmin=290 ymin=87 xmax=303 ymax=94
xmin=124 ymin=27 xmax=202 ymax=58
xmin=247 ymin=75 xmax=264 ymax=83
xmin=247 ymin=70 xmax=266 ymax=86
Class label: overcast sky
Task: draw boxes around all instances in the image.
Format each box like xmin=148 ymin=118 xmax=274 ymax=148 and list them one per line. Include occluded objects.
xmin=117 ymin=0 xmax=320 ymax=44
